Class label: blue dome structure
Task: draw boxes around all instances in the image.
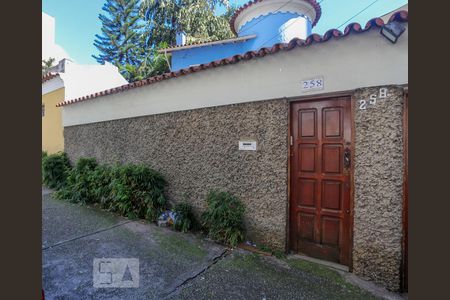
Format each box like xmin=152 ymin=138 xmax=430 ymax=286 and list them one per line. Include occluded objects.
xmin=160 ymin=0 xmax=322 ymax=71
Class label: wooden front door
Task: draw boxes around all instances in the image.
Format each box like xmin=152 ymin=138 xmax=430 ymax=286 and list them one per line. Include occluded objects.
xmin=289 ymin=97 xmax=352 ymax=266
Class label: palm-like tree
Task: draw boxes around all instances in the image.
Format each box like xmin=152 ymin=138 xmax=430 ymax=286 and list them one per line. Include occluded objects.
xmin=42 ymin=57 xmax=56 ymax=75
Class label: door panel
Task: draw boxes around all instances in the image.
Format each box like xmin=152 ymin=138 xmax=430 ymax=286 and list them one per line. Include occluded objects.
xmin=298 ymin=179 xmax=316 ymax=207
xmin=299 ymin=145 xmax=316 ymax=172
xmin=290 ymin=97 xmax=352 ymax=266
xmin=322 ymin=180 xmax=341 ymax=210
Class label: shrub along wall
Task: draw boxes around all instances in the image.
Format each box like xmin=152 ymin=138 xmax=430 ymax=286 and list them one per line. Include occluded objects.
xmin=43 ymin=154 xmax=246 ymax=246
xmin=64 ymin=99 xmax=289 ymax=249
xmin=42 ymin=152 xmax=71 ymax=189
xmin=54 ymin=158 xmax=167 ymax=222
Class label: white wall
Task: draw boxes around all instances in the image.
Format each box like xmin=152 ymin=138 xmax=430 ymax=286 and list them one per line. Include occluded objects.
xmin=42 ymin=76 xmax=64 ymax=95
xmin=234 ymin=0 xmax=317 ymax=33
xmin=42 ymin=60 xmax=128 ymax=100
xmin=62 ymin=26 xmax=408 ymax=127
xmin=42 ymin=12 xmax=55 ymax=48
xmin=42 ymin=12 xmax=71 ymax=61
xmin=61 ymin=61 xmax=128 ymax=100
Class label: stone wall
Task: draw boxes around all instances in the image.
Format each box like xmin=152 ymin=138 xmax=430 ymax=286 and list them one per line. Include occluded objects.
xmin=64 ymin=99 xmax=289 ymax=249
xmin=64 ymin=87 xmax=407 ymax=291
xmin=352 ymin=85 xmax=405 ymax=291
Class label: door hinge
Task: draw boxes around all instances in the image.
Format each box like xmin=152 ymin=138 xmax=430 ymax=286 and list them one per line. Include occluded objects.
xmin=290 ymin=136 xmax=294 ymax=146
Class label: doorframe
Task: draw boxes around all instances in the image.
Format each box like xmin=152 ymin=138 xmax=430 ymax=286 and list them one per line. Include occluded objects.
xmin=286 ymin=92 xmax=355 ymax=271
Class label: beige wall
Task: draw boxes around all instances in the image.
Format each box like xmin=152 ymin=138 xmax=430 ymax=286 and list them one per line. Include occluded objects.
xmin=42 ymin=88 xmax=65 ymax=153
xmin=62 ymin=26 xmax=408 ymax=127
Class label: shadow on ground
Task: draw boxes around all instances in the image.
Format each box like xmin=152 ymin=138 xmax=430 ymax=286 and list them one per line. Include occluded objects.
xmin=169 ymin=249 xmax=378 ymax=300
xmin=42 ymin=190 xmax=379 ymax=300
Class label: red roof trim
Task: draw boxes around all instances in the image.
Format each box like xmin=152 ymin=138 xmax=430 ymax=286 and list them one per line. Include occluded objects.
xmin=159 ymin=35 xmax=257 ymax=52
xmin=56 ymin=11 xmax=408 ymax=108
xmin=42 ymin=72 xmax=59 ymax=83
xmin=229 ymin=0 xmax=322 ymax=35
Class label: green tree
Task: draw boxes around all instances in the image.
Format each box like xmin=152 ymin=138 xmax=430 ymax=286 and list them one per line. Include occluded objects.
xmin=42 ymin=57 xmax=56 ymax=74
xmin=141 ymin=0 xmax=236 ymax=48
xmin=94 ymin=0 xmax=236 ymax=81
xmin=93 ymin=0 xmax=148 ymax=81
xmin=121 ymin=42 xmax=170 ymax=81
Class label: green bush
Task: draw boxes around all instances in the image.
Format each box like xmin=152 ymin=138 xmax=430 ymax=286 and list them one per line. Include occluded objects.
xmin=90 ymin=165 xmax=114 ymax=208
xmin=108 ymin=164 xmax=167 ymax=220
xmin=201 ymin=190 xmax=245 ymax=246
xmin=42 ymin=152 xmax=71 ymax=189
xmin=55 ymin=158 xmax=100 ymax=204
xmin=55 ymin=159 xmax=166 ymax=221
xmin=173 ymin=201 xmax=196 ymax=232
xmin=41 ymin=151 xmax=48 ymax=182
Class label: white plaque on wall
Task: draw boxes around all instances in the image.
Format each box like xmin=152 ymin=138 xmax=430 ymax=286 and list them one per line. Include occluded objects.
xmin=239 ymin=141 xmax=257 ymax=151
xmin=301 ymin=76 xmax=324 ymax=92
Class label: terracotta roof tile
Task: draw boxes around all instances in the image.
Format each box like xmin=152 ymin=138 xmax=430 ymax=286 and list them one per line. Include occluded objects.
xmin=159 ymin=35 xmax=257 ymax=52
xmin=42 ymin=72 xmax=59 ymax=83
xmin=56 ymin=11 xmax=408 ymax=108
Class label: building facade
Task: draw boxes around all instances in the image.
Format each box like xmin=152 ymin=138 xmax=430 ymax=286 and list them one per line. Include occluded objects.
xmin=161 ymin=0 xmax=321 ymax=71
xmin=42 ymin=12 xmax=71 ymax=62
xmin=42 ymin=59 xmax=127 ymax=153
xmin=58 ymin=1 xmax=408 ymax=292
xmin=42 ymin=75 xmax=65 ymax=154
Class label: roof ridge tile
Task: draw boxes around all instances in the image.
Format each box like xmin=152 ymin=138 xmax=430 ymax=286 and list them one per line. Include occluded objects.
xmin=56 ymin=11 xmax=408 ymax=108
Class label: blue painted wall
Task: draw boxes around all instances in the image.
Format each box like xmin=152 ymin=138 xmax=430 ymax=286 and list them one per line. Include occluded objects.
xmin=171 ymin=11 xmax=313 ymax=71
xmin=171 ymin=40 xmax=249 ymax=71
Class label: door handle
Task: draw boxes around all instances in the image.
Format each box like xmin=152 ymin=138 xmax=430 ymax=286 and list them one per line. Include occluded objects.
xmin=344 ymin=147 xmax=351 ymax=170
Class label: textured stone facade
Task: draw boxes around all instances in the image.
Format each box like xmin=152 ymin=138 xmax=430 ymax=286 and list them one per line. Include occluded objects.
xmin=64 ymin=87 xmax=407 ymax=291
xmin=352 ymin=85 xmax=405 ymax=291
xmin=64 ymin=99 xmax=289 ymax=249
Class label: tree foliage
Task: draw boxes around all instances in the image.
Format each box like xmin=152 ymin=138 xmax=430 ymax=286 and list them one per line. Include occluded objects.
xmin=141 ymin=0 xmax=236 ymax=47
xmin=94 ymin=0 xmax=236 ymax=82
xmin=93 ymin=0 xmax=150 ymax=81
xmin=42 ymin=57 xmax=56 ymax=74
xmin=120 ymin=42 xmax=170 ymax=82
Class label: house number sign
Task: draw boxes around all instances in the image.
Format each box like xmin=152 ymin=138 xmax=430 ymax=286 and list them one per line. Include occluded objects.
xmin=358 ymin=87 xmax=389 ymax=110
xmin=301 ymin=76 xmax=324 ymax=92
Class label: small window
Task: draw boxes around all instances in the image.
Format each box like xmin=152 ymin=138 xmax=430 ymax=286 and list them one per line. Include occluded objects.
xmin=42 ymin=104 xmax=45 ymax=117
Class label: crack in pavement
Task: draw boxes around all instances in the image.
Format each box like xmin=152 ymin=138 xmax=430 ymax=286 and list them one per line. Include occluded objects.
xmin=42 ymin=220 xmax=132 ymax=251
xmin=162 ymin=248 xmax=231 ymax=299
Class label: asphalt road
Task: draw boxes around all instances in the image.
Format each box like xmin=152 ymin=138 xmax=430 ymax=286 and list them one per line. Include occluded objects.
xmin=42 ymin=189 xmax=378 ymax=300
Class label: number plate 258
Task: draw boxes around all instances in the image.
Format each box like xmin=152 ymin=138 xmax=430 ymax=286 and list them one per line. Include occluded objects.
xmin=301 ymin=77 xmax=324 ymax=91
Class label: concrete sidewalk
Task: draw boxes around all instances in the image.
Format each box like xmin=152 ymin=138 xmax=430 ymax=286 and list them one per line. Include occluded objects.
xmin=43 ymin=190 xmax=381 ymax=299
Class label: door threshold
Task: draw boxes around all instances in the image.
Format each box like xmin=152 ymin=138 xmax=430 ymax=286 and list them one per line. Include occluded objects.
xmin=288 ymin=253 xmax=349 ymax=272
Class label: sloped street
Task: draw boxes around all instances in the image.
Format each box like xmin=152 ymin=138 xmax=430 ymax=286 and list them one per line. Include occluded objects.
xmin=43 ymin=189 xmax=379 ymax=299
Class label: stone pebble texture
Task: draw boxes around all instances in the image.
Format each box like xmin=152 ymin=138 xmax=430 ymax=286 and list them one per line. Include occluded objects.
xmin=64 ymin=99 xmax=290 ymax=250
xmin=64 ymin=86 xmax=407 ymax=292
xmin=352 ymin=85 xmax=405 ymax=292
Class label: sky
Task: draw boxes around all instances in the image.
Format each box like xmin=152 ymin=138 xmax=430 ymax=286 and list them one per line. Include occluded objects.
xmin=42 ymin=0 xmax=408 ymax=65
